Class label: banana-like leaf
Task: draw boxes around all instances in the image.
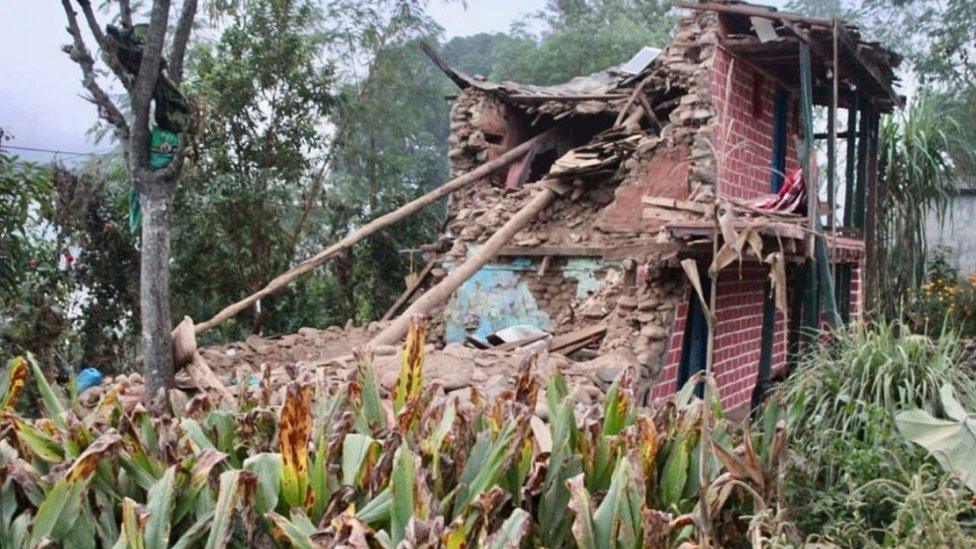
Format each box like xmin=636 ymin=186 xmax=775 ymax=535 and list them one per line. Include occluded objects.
xmin=566 ymin=474 xmax=596 ymax=549
xmin=660 ymin=429 xmax=692 ymax=511
xmin=0 ymin=357 xmax=28 ymax=411
xmin=144 ymin=466 xmax=177 ymax=549
xmin=483 ymin=508 xmax=532 ymax=549
xmin=181 ymin=418 xmax=218 ymax=453
xmin=895 ymin=384 xmax=976 ymax=491
xmin=356 ymin=486 xmax=391 ymax=524
xmin=31 ymin=431 xmax=120 ymax=545
xmin=24 ymin=354 xmax=66 ymax=429
xmin=265 ymin=511 xmax=317 ymax=549
xmin=173 ymin=449 xmax=228 ymax=524
xmin=116 ymin=497 xmax=146 ymax=549
xmin=243 ymin=452 xmax=282 ymax=515
xmin=390 ymin=444 xmax=416 ymax=547
xmin=279 ymin=382 xmax=313 ymax=510
xmin=170 ymin=511 xmax=215 ymax=549
xmin=539 ymin=397 xmax=581 ymax=548
xmin=7 ymin=416 xmax=64 ymax=463
xmin=592 ymin=457 xmax=635 ymax=547
xmin=204 ymin=469 xmax=256 ymax=549
xmin=341 ymin=433 xmax=377 ymax=487
xmin=354 ymin=348 xmax=387 ymax=431
xmin=394 ymin=315 xmax=427 ymax=413
xmin=452 ymin=421 xmax=518 ymax=518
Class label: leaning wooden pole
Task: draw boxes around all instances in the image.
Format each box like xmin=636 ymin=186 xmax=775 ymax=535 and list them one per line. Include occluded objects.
xmin=369 ymin=185 xmax=559 ymax=346
xmin=193 ymin=130 xmax=555 ymax=336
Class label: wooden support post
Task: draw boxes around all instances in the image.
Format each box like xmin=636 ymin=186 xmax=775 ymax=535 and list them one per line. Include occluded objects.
xmin=799 ymin=42 xmax=841 ymax=331
xmin=842 ymin=94 xmax=859 ymax=228
xmin=369 ymin=186 xmax=559 ymax=346
xmin=191 ymin=130 xmax=556 ymax=336
xmin=854 ymin=103 xmax=871 ymax=231
xmin=827 ymin=19 xmax=838 ymax=236
xmin=864 ymin=108 xmax=881 ymax=316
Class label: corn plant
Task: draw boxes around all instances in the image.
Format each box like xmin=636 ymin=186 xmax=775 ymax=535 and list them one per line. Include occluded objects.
xmin=0 ymin=316 xmax=791 ymax=547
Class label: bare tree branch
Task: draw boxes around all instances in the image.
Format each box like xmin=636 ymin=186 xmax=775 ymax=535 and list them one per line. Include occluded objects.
xmin=168 ymin=0 xmax=197 ymax=86
xmin=119 ymin=0 xmax=133 ymax=28
xmin=75 ymin=0 xmax=134 ymax=90
xmin=60 ymin=0 xmax=130 ymax=145
xmin=130 ymin=0 xmax=172 ymax=168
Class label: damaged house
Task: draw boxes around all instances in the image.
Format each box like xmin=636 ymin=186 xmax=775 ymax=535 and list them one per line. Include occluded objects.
xmin=93 ymin=1 xmax=902 ymax=417
xmin=378 ymin=0 xmax=902 ymax=413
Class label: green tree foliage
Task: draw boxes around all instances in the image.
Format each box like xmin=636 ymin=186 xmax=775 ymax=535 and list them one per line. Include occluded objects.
xmin=174 ymin=0 xmax=337 ymax=338
xmin=0 ymin=142 xmax=66 ymax=370
xmin=172 ymin=0 xmax=448 ymax=339
xmin=493 ymin=0 xmax=675 ymax=85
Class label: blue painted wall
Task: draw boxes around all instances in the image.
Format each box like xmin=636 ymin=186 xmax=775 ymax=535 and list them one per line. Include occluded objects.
xmin=443 ymin=252 xmax=617 ymax=343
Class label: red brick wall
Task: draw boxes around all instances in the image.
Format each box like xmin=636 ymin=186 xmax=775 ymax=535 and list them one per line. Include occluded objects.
xmin=652 ymin=262 xmax=787 ymax=410
xmin=648 ymin=26 xmax=864 ymax=411
xmin=653 ymin=259 xmax=863 ymax=411
xmin=710 ymin=41 xmax=800 ymax=200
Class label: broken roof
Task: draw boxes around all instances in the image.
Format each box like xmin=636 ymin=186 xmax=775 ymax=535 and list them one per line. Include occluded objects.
xmin=425 ymin=0 xmax=902 ymax=114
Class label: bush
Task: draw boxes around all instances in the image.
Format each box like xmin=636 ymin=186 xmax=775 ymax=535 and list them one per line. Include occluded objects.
xmin=775 ymin=320 xmax=976 ymax=543
xmin=905 ymin=247 xmax=976 ymax=337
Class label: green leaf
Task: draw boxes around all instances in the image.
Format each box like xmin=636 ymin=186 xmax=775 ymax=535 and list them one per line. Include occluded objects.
xmin=356 ymin=487 xmax=391 ymax=524
xmin=355 ymin=353 xmax=388 ymax=430
xmin=204 ymin=470 xmax=249 ymax=549
xmin=390 ymin=444 xmax=416 ymax=547
xmin=483 ymin=508 xmax=532 ymax=549
xmin=144 ymin=466 xmax=177 ymax=549
xmin=265 ymin=512 xmax=317 ymax=549
xmin=895 ymin=385 xmax=976 ymax=491
xmin=243 ymin=452 xmax=282 ymax=515
xmin=341 ymin=433 xmax=376 ymax=487
xmin=25 ymin=354 xmax=66 ymax=429
xmin=660 ymin=429 xmax=692 ymax=510
xmin=171 ymin=511 xmax=214 ymax=549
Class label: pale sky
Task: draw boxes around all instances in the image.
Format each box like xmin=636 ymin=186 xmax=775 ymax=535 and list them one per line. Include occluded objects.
xmin=0 ymin=0 xmax=545 ymax=164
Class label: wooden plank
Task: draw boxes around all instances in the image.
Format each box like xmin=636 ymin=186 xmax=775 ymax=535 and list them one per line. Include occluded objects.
xmin=549 ymin=324 xmax=607 ymax=353
xmin=506 ymin=93 xmax=629 ymax=102
xmin=642 ymin=207 xmax=689 ymax=221
xmin=497 ymin=245 xmax=604 ymax=258
xmin=641 ymin=195 xmax=712 ymax=215
xmin=380 ymin=261 xmax=435 ymax=321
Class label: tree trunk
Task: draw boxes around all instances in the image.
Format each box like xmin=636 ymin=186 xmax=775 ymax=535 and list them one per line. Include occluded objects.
xmin=139 ymin=182 xmax=175 ymax=399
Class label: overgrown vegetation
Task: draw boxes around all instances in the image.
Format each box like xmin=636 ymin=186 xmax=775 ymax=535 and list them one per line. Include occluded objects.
xmin=778 ymin=321 xmax=976 ymax=545
xmin=0 ymin=319 xmax=795 ymax=547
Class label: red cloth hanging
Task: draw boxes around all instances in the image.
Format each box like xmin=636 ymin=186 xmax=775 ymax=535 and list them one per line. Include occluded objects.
xmin=754 ymin=167 xmax=806 ymax=214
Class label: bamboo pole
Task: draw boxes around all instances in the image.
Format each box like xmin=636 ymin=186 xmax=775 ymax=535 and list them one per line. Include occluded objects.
xmin=192 ymin=130 xmax=555 ymax=336
xmin=369 ymin=185 xmax=559 ymax=346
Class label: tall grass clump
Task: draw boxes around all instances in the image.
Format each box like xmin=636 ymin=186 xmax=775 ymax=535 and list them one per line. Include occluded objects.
xmin=781 ymin=320 xmax=975 ymax=465
xmin=776 ymin=320 xmax=976 ymax=543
